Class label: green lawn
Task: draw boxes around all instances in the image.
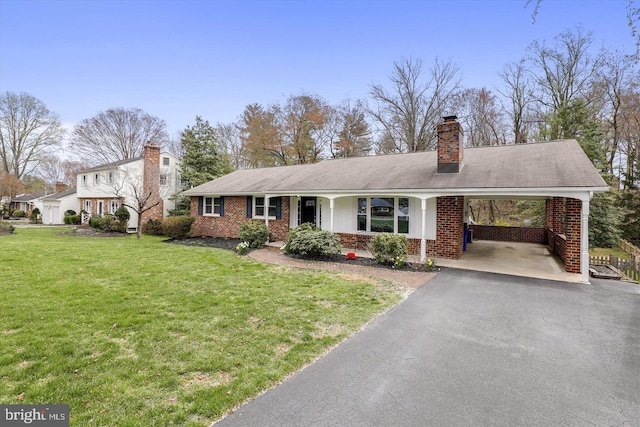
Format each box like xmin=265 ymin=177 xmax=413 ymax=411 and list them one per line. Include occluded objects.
xmin=0 ymin=227 xmax=403 ymax=426
xmin=589 ymin=246 xmax=630 ymax=259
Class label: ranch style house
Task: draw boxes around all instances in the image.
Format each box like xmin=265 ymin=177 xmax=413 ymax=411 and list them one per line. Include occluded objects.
xmin=182 ymin=116 xmax=608 ymax=283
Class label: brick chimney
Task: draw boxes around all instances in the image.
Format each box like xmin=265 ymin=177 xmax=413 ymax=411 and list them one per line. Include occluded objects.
xmin=437 ymin=115 xmax=463 ymax=173
xmin=54 ymin=182 xmax=68 ymax=193
xmin=142 ymin=142 xmax=163 ymax=222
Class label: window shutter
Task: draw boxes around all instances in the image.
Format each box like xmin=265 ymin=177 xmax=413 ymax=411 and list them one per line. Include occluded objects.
xmin=220 ymin=197 xmax=225 ymax=217
xmin=275 ymin=197 xmax=282 ymax=220
xmin=197 ymin=197 xmax=203 ymax=216
xmin=246 ymin=196 xmax=252 ymax=218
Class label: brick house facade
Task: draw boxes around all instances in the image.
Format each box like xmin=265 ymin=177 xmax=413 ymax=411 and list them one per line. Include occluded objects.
xmin=183 ymin=116 xmax=608 ymax=283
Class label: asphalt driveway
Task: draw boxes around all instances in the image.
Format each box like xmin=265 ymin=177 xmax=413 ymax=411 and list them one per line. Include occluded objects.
xmin=214 ymin=269 xmax=640 ymax=426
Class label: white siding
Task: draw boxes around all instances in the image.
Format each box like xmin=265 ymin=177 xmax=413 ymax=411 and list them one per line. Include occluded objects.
xmin=332 ymin=197 xmax=354 ymax=233
xmin=316 ymin=196 xmax=436 ymax=239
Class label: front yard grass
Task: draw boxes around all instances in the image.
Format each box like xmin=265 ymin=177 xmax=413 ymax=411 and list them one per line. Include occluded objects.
xmin=0 ymin=228 xmax=403 ymax=426
xmin=589 ymin=246 xmax=630 ymax=259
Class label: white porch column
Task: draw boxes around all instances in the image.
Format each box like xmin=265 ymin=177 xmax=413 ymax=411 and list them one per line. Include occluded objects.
xmin=580 ymin=197 xmax=591 ymax=283
xmin=420 ymin=198 xmax=427 ymax=263
xmin=264 ymin=195 xmax=270 ymax=229
xmin=329 ymin=198 xmax=335 ymax=232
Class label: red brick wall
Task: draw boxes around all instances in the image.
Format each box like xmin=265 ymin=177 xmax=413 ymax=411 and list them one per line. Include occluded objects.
xmin=564 ymin=198 xmax=582 ymax=273
xmin=191 ymin=196 xmax=290 ymax=242
xmin=337 ymin=233 xmax=425 ymax=256
xmin=436 ymin=196 xmax=464 ymax=259
xmin=546 ymin=197 xmax=582 ymax=274
xmin=141 ymin=143 xmax=163 ymax=223
xmin=470 ymin=225 xmax=546 ymax=243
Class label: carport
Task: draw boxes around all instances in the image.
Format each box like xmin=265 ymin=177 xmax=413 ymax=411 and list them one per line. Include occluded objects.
xmin=451 ymin=194 xmax=588 ymax=283
xmin=437 ymin=239 xmax=582 ymax=283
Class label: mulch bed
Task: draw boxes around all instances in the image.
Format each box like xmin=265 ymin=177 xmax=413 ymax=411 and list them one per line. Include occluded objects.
xmin=60 ymin=226 xmax=130 ymax=238
xmin=169 ymin=236 xmax=438 ymax=273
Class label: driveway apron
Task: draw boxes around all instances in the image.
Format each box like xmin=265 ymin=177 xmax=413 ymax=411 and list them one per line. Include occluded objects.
xmin=214 ymin=269 xmax=640 ymax=427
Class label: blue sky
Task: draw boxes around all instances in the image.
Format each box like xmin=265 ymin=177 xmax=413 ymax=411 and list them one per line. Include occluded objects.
xmin=0 ymin=0 xmax=634 ymax=142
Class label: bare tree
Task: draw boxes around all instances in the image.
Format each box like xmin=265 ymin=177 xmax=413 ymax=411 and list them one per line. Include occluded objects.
xmin=499 ymin=61 xmax=535 ymax=143
xmin=527 ymin=0 xmax=640 ymax=59
xmin=456 ymin=88 xmax=507 ymax=147
xmin=527 ymin=27 xmax=601 ymax=140
xmin=71 ymin=107 xmax=169 ymax=166
xmin=331 ymin=99 xmax=372 ymax=158
xmin=109 ymin=172 xmax=161 ymax=240
xmin=216 ymin=122 xmax=247 ymax=170
xmin=0 ymin=92 xmax=64 ymax=179
xmin=369 ymin=57 xmax=460 ymax=153
xmin=37 ymin=154 xmax=66 ymax=192
xmin=590 ymin=50 xmax=640 ymax=179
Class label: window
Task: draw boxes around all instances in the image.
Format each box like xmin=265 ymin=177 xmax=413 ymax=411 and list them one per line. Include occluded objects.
xmin=357 ymin=198 xmax=367 ymax=231
xmin=83 ymin=200 xmax=92 ymax=213
xmin=163 ymin=157 xmax=170 ymax=166
xmin=110 ymin=200 xmax=120 ymax=214
xmin=357 ymin=197 xmax=409 ymax=234
xmin=203 ymin=197 xmax=222 ymax=216
xmin=160 ymin=174 xmax=167 ymax=185
xmin=254 ymin=197 xmax=277 ymax=218
xmin=94 ymin=173 xmax=100 ymax=185
xmin=371 ymin=197 xmax=394 ymax=232
xmin=108 ymin=171 xmax=114 ymax=184
xmin=81 ymin=175 xmax=87 ymax=187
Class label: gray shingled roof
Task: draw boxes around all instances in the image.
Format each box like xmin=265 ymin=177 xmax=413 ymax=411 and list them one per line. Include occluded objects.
xmin=12 ymin=191 xmax=48 ymax=201
xmin=182 ymin=139 xmax=608 ymax=196
xmin=42 ymin=188 xmax=77 ymax=201
xmin=79 ymin=157 xmax=142 ymax=173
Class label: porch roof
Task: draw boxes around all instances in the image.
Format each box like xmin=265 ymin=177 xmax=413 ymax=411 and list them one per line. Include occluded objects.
xmin=182 ymin=139 xmax=608 ymax=197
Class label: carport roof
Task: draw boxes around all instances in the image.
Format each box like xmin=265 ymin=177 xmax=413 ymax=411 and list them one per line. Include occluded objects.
xmin=182 ymin=139 xmax=609 ymax=196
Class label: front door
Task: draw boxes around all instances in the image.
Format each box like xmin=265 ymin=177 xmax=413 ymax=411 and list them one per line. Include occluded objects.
xmin=300 ymin=197 xmax=317 ymax=226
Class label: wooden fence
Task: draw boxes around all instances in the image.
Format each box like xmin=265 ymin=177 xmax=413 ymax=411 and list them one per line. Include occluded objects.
xmin=619 ymin=238 xmax=640 ymax=257
xmin=589 ymin=253 xmax=640 ymax=283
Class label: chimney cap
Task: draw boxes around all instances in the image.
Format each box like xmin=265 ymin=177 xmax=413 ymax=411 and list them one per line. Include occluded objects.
xmin=443 ymin=115 xmax=458 ymax=122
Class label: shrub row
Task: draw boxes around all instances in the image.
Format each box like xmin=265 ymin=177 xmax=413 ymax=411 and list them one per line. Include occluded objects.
xmin=162 ymin=216 xmax=195 ymax=239
xmin=284 ymin=223 xmax=342 ymax=258
xmin=239 ymin=221 xmax=270 ymax=248
xmin=0 ymin=221 xmax=15 ymax=234
xmin=369 ymin=233 xmax=408 ymax=268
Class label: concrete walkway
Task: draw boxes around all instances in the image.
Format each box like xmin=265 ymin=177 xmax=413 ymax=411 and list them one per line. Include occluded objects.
xmin=262 ymin=240 xmax=582 ymax=284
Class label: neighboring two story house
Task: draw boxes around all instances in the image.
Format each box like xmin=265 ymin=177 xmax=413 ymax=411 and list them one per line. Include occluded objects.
xmin=76 ymin=144 xmax=181 ymax=231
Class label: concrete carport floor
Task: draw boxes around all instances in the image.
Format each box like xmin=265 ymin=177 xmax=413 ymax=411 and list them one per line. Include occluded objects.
xmin=436 ymin=240 xmax=582 ymax=283
xmin=213 ymin=269 xmax=640 ymax=427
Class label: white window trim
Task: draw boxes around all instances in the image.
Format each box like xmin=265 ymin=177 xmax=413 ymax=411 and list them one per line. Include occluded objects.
xmin=94 ymin=173 xmax=100 ymax=185
xmin=110 ymin=199 xmax=120 ymax=214
xmin=356 ymin=196 xmax=410 ymax=234
xmin=253 ymin=196 xmax=276 ymax=219
xmin=81 ymin=175 xmax=88 ymax=187
xmin=203 ymin=196 xmax=221 ymax=217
